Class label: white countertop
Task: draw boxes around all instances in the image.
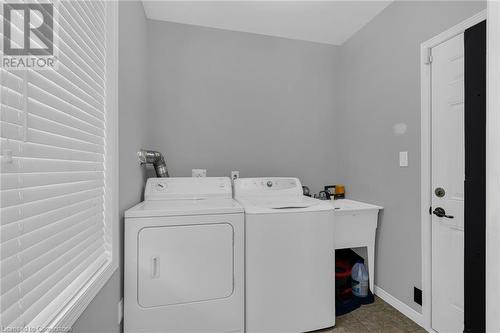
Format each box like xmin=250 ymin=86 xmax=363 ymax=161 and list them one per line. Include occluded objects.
xmin=328 ymin=199 xmax=383 ymax=213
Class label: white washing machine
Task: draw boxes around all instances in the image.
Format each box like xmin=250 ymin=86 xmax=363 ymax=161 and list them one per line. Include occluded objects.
xmin=124 ymin=177 xmax=244 ymax=333
xmin=234 ymin=177 xmax=336 ymax=333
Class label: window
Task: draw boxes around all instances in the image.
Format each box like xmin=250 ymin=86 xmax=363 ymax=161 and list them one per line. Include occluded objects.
xmin=0 ymin=1 xmax=118 ymax=330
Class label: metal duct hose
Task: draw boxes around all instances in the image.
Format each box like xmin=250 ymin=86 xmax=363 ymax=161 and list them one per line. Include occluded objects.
xmin=137 ymin=149 xmax=169 ymax=177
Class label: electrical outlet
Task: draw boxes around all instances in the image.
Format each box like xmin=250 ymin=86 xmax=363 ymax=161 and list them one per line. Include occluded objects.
xmin=192 ymin=169 xmax=207 ymax=177
xmin=414 ymin=287 xmax=422 ymax=306
xmin=118 ymin=298 xmax=123 ymax=324
xmin=231 ymin=171 xmax=239 ymax=180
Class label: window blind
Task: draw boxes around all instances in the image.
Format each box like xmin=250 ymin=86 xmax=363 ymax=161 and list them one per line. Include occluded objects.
xmin=1 ymin=1 xmax=110 ymax=329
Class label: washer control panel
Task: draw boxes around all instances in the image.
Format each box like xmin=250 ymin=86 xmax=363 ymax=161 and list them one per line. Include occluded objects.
xmin=233 ymin=178 xmax=303 ymax=197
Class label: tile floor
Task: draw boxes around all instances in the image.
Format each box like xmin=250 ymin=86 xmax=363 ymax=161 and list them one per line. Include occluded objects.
xmin=316 ymin=297 xmax=427 ymax=333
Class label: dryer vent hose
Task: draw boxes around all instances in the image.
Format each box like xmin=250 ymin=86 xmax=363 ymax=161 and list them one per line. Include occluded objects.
xmin=137 ymin=149 xmax=169 ymax=177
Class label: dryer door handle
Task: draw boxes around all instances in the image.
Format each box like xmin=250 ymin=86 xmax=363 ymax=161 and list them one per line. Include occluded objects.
xmin=151 ymin=256 xmax=160 ymax=279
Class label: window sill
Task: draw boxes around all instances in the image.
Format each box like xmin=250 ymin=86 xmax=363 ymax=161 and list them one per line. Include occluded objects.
xmin=46 ymin=258 xmax=118 ymax=332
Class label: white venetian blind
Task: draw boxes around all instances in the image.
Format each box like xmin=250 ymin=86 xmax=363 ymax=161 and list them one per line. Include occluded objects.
xmin=0 ymin=0 xmax=110 ymax=328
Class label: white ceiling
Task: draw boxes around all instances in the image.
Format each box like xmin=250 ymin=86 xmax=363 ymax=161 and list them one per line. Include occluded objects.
xmin=142 ymin=1 xmax=393 ymax=46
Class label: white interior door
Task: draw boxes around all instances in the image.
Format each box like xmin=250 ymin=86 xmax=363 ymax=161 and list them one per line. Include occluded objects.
xmin=431 ymin=33 xmax=465 ymax=333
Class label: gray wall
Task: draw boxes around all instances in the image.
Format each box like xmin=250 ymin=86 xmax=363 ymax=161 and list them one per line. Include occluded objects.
xmin=146 ymin=21 xmax=339 ymax=193
xmin=71 ymin=1 xmax=488 ymax=331
xmin=336 ymin=1 xmax=485 ymax=312
xmin=71 ymin=1 xmax=148 ymax=332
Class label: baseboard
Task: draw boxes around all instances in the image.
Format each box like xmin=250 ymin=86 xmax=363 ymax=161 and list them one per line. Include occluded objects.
xmin=374 ymin=285 xmax=425 ymax=329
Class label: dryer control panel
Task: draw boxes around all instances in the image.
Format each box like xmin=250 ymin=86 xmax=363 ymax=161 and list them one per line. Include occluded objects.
xmin=233 ymin=178 xmax=303 ymax=197
xmin=145 ymin=177 xmax=232 ymax=200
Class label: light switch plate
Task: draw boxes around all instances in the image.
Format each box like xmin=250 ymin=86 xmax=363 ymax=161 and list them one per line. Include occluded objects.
xmin=399 ymin=151 xmax=409 ymax=167
xmin=192 ymin=169 xmax=207 ymax=177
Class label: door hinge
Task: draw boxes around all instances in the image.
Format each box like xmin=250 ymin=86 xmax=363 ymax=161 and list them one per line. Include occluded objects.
xmin=425 ymin=48 xmax=433 ymax=65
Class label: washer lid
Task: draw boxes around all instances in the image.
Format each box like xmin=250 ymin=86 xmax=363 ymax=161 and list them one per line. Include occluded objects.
xmin=235 ymin=196 xmax=333 ymax=214
xmin=125 ymin=198 xmax=243 ymax=218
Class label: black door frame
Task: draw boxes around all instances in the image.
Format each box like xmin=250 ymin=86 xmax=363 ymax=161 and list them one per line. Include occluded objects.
xmin=464 ymin=20 xmax=487 ymax=333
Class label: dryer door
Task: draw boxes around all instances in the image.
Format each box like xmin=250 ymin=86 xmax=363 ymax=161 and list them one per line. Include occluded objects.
xmin=137 ymin=222 xmax=234 ymax=308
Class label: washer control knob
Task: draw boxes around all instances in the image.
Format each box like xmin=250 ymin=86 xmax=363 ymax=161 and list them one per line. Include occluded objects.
xmin=266 ymin=181 xmax=273 ymax=188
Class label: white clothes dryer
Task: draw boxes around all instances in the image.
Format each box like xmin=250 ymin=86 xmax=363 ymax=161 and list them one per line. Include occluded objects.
xmin=124 ymin=177 xmax=244 ymax=333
